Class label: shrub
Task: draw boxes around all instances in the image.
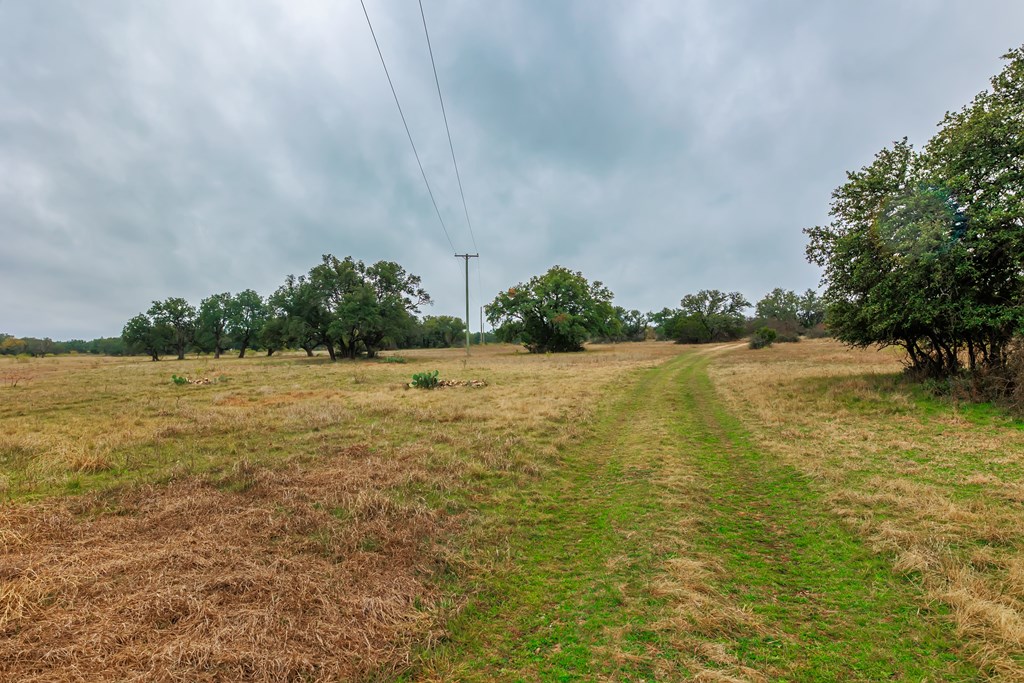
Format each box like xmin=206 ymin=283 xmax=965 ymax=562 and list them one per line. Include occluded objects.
xmin=749 ymin=327 xmax=777 ymax=350
xmin=411 ymin=370 xmax=439 ymax=389
xmin=802 ymin=324 xmax=830 ymax=339
xmin=918 ymin=339 xmax=1024 ymax=415
xmin=171 ymin=374 xmax=188 ymax=385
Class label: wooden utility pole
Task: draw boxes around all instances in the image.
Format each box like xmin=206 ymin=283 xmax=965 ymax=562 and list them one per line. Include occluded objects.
xmin=454 ymin=253 xmax=478 ymax=354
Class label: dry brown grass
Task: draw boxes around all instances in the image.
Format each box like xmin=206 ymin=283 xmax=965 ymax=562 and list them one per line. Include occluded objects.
xmin=709 ymin=338 xmax=1024 ymax=678
xmin=0 ymin=343 xmax=684 ymax=681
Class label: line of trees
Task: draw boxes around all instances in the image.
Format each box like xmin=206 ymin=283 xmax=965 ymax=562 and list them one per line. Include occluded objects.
xmin=5 ymin=260 xmax=821 ymax=360
xmin=647 ymin=288 xmax=824 ymax=345
xmin=806 ymin=45 xmax=1024 ymax=379
xmin=12 ymin=276 xmax=824 ymax=360
xmin=0 ymin=333 xmax=126 ymax=357
xmin=121 ymin=254 xmax=468 ymax=361
xmin=483 ymin=265 xmax=825 ymax=353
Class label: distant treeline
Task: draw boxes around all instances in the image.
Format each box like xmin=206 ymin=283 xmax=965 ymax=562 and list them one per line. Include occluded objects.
xmin=0 ymin=333 xmax=126 ymax=357
xmin=631 ymin=288 xmax=826 ymax=345
xmin=7 ymin=280 xmax=824 ymax=360
xmin=11 ymin=259 xmax=829 ymax=361
xmin=120 ymin=254 xmax=501 ymax=361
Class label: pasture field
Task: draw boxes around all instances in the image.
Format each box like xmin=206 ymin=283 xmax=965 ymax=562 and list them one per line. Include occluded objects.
xmin=1 ymin=340 xmax=1022 ymax=681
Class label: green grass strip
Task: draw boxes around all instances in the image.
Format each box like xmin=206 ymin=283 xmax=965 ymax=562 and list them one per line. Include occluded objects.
xmin=675 ymin=353 xmax=976 ymax=681
xmin=406 ymin=351 xmax=977 ymax=682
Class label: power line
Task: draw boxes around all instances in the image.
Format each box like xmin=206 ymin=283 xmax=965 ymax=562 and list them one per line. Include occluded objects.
xmin=418 ymin=0 xmax=478 ymax=254
xmin=359 ymin=0 xmax=456 ymax=254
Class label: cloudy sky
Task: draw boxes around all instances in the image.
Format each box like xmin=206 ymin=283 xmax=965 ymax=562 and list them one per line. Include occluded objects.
xmin=1 ymin=1 xmax=1022 ymax=340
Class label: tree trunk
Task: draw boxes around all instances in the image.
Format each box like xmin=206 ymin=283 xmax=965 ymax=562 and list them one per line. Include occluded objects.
xmin=911 ymin=342 xmax=926 ymax=372
xmin=325 ymin=341 xmax=337 ymax=361
xmin=238 ymin=343 xmax=248 ymax=359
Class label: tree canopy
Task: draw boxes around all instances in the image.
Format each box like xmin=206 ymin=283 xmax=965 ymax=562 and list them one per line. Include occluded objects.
xmin=226 ymin=289 xmax=268 ymax=359
xmin=486 ymin=266 xmax=615 ymax=353
xmin=675 ymin=290 xmax=751 ymax=343
xmin=418 ymin=315 xmax=467 ymax=348
xmin=806 ymin=46 xmax=1024 ymax=377
xmin=249 ymin=255 xmax=432 ymax=361
xmin=196 ymin=292 xmax=232 ymax=359
xmin=148 ymin=298 xmax=196 ymax=361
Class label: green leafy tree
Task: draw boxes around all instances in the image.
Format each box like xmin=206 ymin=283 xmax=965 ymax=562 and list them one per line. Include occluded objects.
xmin=148 ymin=298 xmax=196 ymax=360
xmin=122 ymin=313 xmax=171 ymax=360
xmin=88 ymin=337 xmax=127 ymax=356
xmin=755 ymin=288 xmax=800 ymax=323
xmin=257 ymin=315 xmax=288 ymax=357
xmin=611 ymin=307 xmax=648 ymax=342
xmin=308 ymin=255 xmax=363 ymax=360
xmin=924 ymin=46 xmax=1024 ymax=370
xmin=677 ymin=290 xmax=751 ymax=343
xmin=310 ymin=255 xmax=431 ymax=359
xmin=227 ymin=289 xmax=268 ymax=358
xmin=648 ymin=307 xmax=682 ymax=341
xmin=267 ymin=274 xmax=326 ymax=357
xmin=755 ymin=288 xmax=801 ymax=340
xmin=797 ymin=289 xmax=826 ymax=330
xmin=805 ymin=47 xmax=1024 ymax=378
xmin=486 ymin=266 xmax=615 ymax=353
xmin=196 ymin=292 xmax=232 ymax=358
xmin=358 ymin=260 xmax=431 ymax=357
xmin=420 ymin=315 xmax=467 ymax=348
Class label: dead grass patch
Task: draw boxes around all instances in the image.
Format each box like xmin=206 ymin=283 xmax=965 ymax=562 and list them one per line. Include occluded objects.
xmin=0 ymin=343 xmax=684 ymax=680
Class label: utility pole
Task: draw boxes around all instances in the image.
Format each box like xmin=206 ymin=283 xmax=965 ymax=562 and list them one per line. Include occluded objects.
xmin=479 ymin=306 xmax=485 ymax=346
xmin=454 ymin=253 xmax=479 ymax=355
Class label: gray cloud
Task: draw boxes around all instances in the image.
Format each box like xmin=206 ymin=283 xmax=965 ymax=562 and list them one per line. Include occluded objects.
xmin=1 ymin=0 xmax=1022 ymax=339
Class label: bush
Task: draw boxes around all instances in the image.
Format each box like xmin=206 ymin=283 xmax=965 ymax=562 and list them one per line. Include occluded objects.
xmin=749 ymin=327 xmax=777 ymax=350
xmin=411 ymin=370 xmax=439 ymax=389
xmin=802 ymin=323 xmax=830 ymax=339
xmin=918 ymin=339 xmax=1024 ymax=415
xmin=171 ymin=374 xmax=188 ymax=385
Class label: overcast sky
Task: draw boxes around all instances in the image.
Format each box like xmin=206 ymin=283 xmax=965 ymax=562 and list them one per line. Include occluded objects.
xmin=1 ymin=1 xmax=1022 ymax=339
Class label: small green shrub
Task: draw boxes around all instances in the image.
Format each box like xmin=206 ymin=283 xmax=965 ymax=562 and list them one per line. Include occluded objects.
xmin=171 ymin=374 xmax=188 ymax=385
xmin=411 ymin=370 xmax=439 ymax=389
xmin=749 ymin=327 xmax=777 ymax=350
xmin=380 ymin=355 xmax=407 ymax=364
